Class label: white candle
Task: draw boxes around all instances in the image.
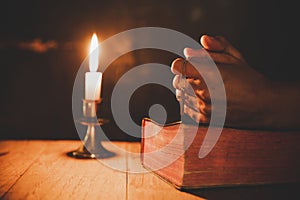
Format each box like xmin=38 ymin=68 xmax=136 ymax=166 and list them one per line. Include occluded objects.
xmin=85 ymin=33 xmax=102 ymax=100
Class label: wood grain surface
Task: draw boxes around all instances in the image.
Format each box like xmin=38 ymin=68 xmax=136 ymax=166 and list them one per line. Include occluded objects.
xmin=1 ymin=140 xmax=299 ymax=200
xmin=0 ymin=140 xmax=205 ymax=200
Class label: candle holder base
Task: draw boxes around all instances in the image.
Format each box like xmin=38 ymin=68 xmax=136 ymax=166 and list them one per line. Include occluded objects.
xmin=68 ymin=151 xmax=114 ymax=159
xmin=67 ymin=142 xmax=115 ymax=159
xmin=67 ymin=118 xmax=115 ymax=159
xmin=68 ymin=99 xmax=115 ymax=159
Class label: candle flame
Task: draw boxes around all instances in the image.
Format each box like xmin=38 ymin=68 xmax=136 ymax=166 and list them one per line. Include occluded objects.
xmin=89 ymin=33 xmax=99 ymax=72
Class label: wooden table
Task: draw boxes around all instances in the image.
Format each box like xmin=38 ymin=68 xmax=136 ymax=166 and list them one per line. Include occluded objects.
xmin=0 ymin=140 xmax=299 ymax=200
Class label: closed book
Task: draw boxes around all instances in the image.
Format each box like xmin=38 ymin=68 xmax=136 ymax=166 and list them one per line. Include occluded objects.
xmin=141 ymin=118 xmax=300 ymax=189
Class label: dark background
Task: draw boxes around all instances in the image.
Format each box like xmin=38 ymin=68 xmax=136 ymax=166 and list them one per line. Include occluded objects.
xmin=0 ymin=0 xmax=298 ymax=140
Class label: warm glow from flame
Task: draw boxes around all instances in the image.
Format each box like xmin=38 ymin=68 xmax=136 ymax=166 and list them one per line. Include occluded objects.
xmin=89 ymin=33 xmax=99 ymax=72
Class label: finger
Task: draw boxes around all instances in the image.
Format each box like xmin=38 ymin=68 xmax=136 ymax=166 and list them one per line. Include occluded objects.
xmin=171 ymin=58 xmax=199 ymax=78
xmin=176 ymin=90 xmax=198 ymax=107
xmin=172 ymin=75 xmax=181 ymax=90
xmin=173 ymin=76 xmax=211 ymax=103
xmin=171 ymin=58 xmax=214 ymax=78
xmin=173 ymin=75 xmax=206 ymax=92
xmin=185 ymin=78 xmax=211 ymax=102
xmin=176 ymin=90 xmax=211 ymax=117
xmin=200 ymin=35 xmax=225 ymax=52
xmin=184 ymin=104 xmax=210 ymax=124
xmin=184 ymin=47 xmax=239 ymax=64
xmin=175 ymin=87 xmax=211 ymax=103
xmin=201 ymin=35 xmax=245 ymax=61
xmin=183 ymin=47 xmax=208 ymax=58
xmin=197 ymin=89 xmax=211 ymax=102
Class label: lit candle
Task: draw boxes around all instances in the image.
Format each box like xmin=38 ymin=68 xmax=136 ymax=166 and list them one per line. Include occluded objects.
xmin=85 ymin=33 xmax=102 ymax=100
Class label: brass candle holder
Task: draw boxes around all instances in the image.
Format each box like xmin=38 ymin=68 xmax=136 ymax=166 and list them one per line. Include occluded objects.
xmin=67 ymin=99 xmax=115 ymax=159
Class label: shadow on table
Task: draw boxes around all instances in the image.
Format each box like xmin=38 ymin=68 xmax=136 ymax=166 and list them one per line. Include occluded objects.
xmin=182 ymin=182 xmax=300 ymax=200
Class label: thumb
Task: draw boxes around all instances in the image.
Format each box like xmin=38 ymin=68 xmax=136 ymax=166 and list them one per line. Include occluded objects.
xmin=200 ymin=35 xmax=245 ymax=61
xmin=200 ymin=35 xmax=225 ymax=52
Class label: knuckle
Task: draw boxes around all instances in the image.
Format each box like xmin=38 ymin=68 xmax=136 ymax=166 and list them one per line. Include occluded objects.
xmin=175 ymin=89 xmax=181 ymax=99
xmin=172 ymin=75 xmax=180 ymax=89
